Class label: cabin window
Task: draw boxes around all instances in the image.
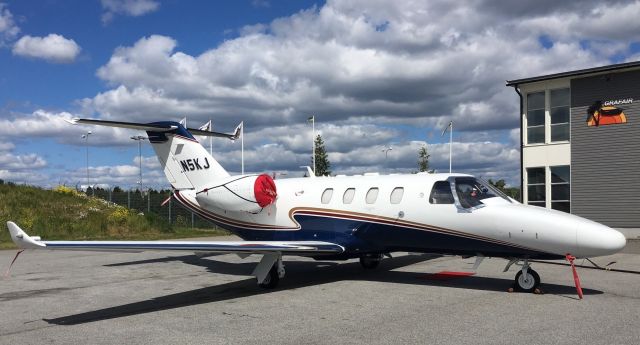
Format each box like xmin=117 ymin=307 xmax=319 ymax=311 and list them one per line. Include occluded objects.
xmin=527 ymin=167 xmax=545 ymax=207
xmin=526 ymin=91 xmax=545 ymax=144
xmin=343 ymin=188 xmax=355 ymax=204
xmin=390 ymin=187 xmax=404 ymax=204
xmin=551 ymin=165 xmax=570 ymax=213
xmin=429 ymin=181 xmax=454 ymax=204
xmin=365 ymin=188 xmax=379 ymax=204
xmin=321 ymin=188 xmax=333 ymax=204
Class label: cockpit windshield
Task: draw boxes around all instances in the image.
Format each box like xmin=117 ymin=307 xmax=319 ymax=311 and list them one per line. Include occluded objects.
xmin=454 ymin=177 xmax=511 ymax=208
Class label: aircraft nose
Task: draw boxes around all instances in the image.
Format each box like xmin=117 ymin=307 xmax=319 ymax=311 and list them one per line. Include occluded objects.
xmin=576 ymin=220 xmax=626 ymax=257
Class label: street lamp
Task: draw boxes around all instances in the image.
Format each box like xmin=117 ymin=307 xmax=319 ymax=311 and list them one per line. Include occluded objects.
xmin=307 ymin=115 xmax=315 ymax=176
xmin=81 ymin=131 xmax=92 ymax=190
xmin=441 ymin=121 xmax=453 ymax=173
xmin=130 ymin=135 xmax=147 ymax=192
xmin=382 ymin=146 xmax=393 ymax=160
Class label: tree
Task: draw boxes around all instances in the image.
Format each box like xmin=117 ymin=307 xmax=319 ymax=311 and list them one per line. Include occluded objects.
xmin=313 ymin=134 xmax=331 ymax=176
xmin=488 ymin=178 xmax=506 ymax=191
xmin=418 ymin=145 xmax=431 ymax=172
xmin=488 ymin=178 xmax=521 ymax=200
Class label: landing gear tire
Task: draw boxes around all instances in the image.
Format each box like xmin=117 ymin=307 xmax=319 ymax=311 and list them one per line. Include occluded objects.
xmin=360 ymin=254 xmax=382 ymax=269
xmin=514 ymin=269 xmax=540 ymax=293
xmin=258 ymin=265 xmax=280 ymax=289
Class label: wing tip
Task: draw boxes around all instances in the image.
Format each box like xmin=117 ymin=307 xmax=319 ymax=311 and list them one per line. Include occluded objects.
xmin=6 ymin=221 xmax=45 ymax=249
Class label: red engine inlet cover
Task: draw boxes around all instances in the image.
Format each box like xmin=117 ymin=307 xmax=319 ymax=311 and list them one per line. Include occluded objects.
xmin=254 ymin=174 xmax=277 ymax=207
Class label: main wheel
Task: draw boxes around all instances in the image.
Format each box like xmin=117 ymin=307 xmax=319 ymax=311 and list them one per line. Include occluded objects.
xmin=514 ymin=269 xmax=540 ymax=293
xmin=258 ymin=265 xmax=280 ymax=289
xmin=359 ymin=254 xmax=382 ymax=269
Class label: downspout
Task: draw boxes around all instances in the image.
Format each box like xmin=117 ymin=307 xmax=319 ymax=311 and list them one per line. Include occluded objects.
xmin=512 ymin=85 xmax=524 ymax=203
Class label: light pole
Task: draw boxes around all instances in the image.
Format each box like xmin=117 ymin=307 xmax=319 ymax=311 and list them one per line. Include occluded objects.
xmin=131 ymin=135 xmax=147 ymax=192
xmin=307 ymin=115 xmax=315 ymax=176
xmin=441 ymin=121 xmax=453 ymax=173
xmin=81 ymin=131 xmax=92 ymax=190
xmin=382 ymin=146 xmax=393 ymax=160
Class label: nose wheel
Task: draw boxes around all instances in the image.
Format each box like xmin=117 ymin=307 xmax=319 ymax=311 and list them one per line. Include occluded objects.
xmin=514 ymin=268 xmax=540 ymax=292
xmin=505 ymin=259 xmax=541 ymax=293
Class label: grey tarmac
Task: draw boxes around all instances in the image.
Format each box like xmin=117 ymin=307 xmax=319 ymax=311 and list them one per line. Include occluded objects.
xmin=1 ymin=237 xmax=639 ymax=345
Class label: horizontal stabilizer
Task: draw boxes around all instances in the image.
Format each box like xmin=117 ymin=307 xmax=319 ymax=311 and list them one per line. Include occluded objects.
xmin=6 ymin=222 xmax=344 ymax=256
xmin=67 ymin=118 xmax=240 ymax=140
xmin=66 ymin=118 xmax=178 ymax=132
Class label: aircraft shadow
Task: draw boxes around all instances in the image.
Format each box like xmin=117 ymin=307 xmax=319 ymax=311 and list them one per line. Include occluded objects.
xmin=44 ymin=255 xmax=602 ymax=326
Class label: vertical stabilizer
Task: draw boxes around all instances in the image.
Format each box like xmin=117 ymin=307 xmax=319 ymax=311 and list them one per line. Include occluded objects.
xmin=146 ymin=122 xmax=229 ymax=190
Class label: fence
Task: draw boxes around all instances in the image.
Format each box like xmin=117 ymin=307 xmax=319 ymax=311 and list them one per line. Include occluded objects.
xmin=87 ymin=187 xmax=213 ymax=229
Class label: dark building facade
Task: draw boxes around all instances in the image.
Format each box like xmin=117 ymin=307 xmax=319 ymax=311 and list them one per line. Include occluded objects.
xmin=507 ymin=62 xmax=640 ymax=230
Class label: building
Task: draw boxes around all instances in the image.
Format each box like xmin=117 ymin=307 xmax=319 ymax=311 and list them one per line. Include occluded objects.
xmin=506 ymin=61 xmax=640 ymax=232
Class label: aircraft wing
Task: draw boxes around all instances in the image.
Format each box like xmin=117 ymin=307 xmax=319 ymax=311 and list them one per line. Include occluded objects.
xmin=6 ymin=222 xmax=344 ymax=256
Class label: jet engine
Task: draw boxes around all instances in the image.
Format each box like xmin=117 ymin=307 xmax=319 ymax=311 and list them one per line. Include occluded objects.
xmin=195 ymin=174 xmax=277 ymax=213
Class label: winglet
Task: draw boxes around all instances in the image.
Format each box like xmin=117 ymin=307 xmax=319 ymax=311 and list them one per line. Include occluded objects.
xmin=231 ymin=121 xmax=243 ymax=141
xmin=64 ymin=118 xmax=79 ymax=125
xmin=6 ymin=222 xmax=46 ymax=249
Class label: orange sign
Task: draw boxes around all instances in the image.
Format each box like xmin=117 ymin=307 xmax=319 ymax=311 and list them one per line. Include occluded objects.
xmin=587 ymin=101 xmax=627 ymax=127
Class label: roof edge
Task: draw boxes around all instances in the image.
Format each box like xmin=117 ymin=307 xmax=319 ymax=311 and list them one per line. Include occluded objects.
xmin=506 ymin=60 xmax=640 ymax=87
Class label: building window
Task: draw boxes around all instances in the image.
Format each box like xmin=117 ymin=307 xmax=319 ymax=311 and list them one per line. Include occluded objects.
xmin=551 ymin=166 xmax=570 ymax=213
xmin=550 ymin=88 xmax=570 ymax=142
xmin=343 ymin=188 xmax=355 ymax=204
xmin=321 ymin=188 xmax=333 ymax=204
xmin=390 ymin=187 xmax=404 ymax=204
xmin=527 ymin=92 xmax=545 ymax=144
xmin=365 ymin=188 xmax=379 ymax=204
xmin=429 ymin=181 xmax=454 ymax=204
xmin=527 ymin=167 xmax=545 ymax=207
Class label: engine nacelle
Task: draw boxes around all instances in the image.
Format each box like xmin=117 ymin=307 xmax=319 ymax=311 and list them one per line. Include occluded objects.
xmin=195 ymin=174 xmax=277 ymax=213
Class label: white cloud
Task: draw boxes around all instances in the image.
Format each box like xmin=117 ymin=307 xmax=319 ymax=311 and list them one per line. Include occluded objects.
xmin=101 ymin=0 xmax=160 ymax=24
xmin=0 ymin=138 xmax=47 ymax=184
xmin=0 ymin=152 xmax=46 ymax=170
xmin=0 ymin=3 xmax=19 ymax=46
xmin=0 ymin=109 xmax=159 ymax=147
xmin=12 ymin=34 xmax=81 ymax=63
xmin=85 ymin=0 xmax=627 ymax=134
xmin=13 ymin=0 xmax=640 ymax=187
xmin=0 ymin=142 xmax=15 ymax=152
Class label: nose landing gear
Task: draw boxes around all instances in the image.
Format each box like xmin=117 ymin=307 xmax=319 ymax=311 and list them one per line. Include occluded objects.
xmin=505 ymin=259 xmax=541 ymax=293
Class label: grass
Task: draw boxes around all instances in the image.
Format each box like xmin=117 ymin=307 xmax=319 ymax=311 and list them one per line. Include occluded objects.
xmin=0 ymin=183 xmax=229 ymax=250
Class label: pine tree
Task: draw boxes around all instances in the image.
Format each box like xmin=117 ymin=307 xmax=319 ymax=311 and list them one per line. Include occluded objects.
xmin=418 ymin=145 xmax=431 ymax=172
xmin=313 ymin=134 xmax=331 ymax=176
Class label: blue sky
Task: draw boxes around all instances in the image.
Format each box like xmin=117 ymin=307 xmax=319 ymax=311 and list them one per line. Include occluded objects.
xmin=1 ymin=0 xmax=639 ymax=189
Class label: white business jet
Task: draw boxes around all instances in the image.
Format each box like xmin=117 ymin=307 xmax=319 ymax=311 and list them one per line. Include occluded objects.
xmin=6 ymin=119 xmax=626 ymax=295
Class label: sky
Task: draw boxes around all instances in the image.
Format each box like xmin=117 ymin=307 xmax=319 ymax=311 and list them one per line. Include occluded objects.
xmin=1 ymin=0 xmax=640 ymax=190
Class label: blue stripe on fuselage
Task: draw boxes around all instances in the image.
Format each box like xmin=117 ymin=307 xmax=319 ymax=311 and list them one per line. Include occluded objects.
xmin=175 ymin=195 xmax=561 ymax=260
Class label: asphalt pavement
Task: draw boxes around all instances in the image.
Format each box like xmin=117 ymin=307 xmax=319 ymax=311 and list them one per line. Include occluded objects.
xmin=1 ymin=238 xmax=639 ymax=345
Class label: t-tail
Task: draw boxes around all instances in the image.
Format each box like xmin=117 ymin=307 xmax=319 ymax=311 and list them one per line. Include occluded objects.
xmin=66 ymin=118 xmax=240 ymax=191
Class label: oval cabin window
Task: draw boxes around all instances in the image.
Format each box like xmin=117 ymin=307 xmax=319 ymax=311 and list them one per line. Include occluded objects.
xmin=343 ymin=188 xmax=355 ymax=204
xmin=365 ymin=187 xmax=379 ymax=204
xmin=390 ymin=187 xmax=404 ymax=204
xmin=321 ymin=188 xmax=333 ymax=204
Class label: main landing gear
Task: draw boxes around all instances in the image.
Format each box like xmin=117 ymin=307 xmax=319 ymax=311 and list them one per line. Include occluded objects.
xmin=359 ymin=253 xmax=383 ymax=269
xmin=504 ymin=259 xmax=541 ymax=293
xmin=253 ymin=253 xmax=285 ymax=289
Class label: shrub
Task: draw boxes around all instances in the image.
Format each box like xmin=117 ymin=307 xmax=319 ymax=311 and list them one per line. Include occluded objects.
xmin=54 ymin=185 xmax=79 ymax=196
xmin=108 ymin=206 xmax=131 ymax=225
